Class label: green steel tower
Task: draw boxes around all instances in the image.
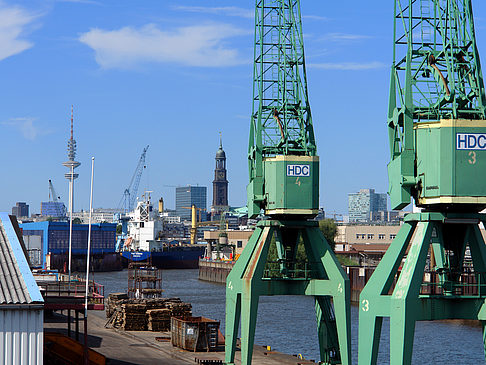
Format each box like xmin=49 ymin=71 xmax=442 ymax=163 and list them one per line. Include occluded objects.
xmin=225 ymin=1 xmax=351 ymax=365
xmin=359 ymin=1 xmax=486 ymax=364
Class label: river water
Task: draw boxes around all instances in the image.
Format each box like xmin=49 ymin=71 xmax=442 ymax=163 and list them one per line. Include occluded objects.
xmin=88 ymin=269 xmax=484 ymax=364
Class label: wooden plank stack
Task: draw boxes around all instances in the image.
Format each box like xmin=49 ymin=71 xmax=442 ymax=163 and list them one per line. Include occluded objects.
xmin=147 ymin=308 xmax=171 ymax=331
xmin=122 ymin=303 xmax=148 ymax=331
xmin=105 ymin=296 xmax=192 ymax=332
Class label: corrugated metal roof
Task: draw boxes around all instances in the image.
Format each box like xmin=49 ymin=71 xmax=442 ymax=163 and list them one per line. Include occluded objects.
xmin=0 ymin=214 xmax=43 ymax=305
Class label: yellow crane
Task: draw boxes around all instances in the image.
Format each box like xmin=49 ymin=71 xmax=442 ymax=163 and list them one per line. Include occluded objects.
xmin=181 ymin=205 xmax=219 ymax=245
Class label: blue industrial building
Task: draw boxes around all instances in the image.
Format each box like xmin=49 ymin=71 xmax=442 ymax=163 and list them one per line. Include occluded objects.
xmin=20 ymin=221 xmax=116 ymax=268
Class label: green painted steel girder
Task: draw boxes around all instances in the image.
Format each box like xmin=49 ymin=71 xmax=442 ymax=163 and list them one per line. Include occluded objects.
xmin=248 ymin=0 xmax=317 ymax=218
xmin=358 ymin=213 xmax=486 ymax=364
xmin=224 ymin=220 xmax=351 ymax=365
xmin=225 ymin=2 xmax=352 ymax=364
xmin=360 ymin=2 xmax=486 ymax=363
xmin=387 ymin=0 xmax=486 ymax=210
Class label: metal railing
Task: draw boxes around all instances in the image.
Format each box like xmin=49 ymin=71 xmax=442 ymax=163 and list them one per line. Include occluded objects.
xmin=420 ymin=272 xmax=486 ymax=297
xmin=263 ymin=262 xmax=315 ymax=279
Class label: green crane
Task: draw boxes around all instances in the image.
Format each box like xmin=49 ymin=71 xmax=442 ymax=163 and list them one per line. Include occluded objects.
xmin=225 ymin=1 xmax=351 ymax=365
xmin=359 ymin=1 xmax=486 ymax=364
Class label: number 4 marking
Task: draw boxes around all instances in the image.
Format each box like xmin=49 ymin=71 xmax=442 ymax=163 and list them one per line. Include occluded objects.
xmin=228 ymin=281 xmax=233 ymax=291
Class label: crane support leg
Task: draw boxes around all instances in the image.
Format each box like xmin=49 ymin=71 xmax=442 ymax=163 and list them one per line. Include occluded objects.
xmin=359 ymin=213 xmax=486 ymax=365
xmin=304 ymin=226 xmax=351 ymax=365
xmin=224 ymin=220 xmax=351 ymax=365
xmin=224 ymin=225 xmax=271 ymax=365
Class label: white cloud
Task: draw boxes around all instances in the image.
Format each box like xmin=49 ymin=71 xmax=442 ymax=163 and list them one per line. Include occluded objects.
xmin=173 ymin=6 xmax=253 ymax=19
xmin=2 ymin=117 xmax=42 ymax=140
xmin=322 ymin=33 xmax=372 ymax=41
xmin=309 ymin=62 xmax=386 ymax=71
xmin=56 ymin=0 xmax=101 ymax=4
xmin=0 ymin=3 xmax=37 ymax=61
xmin=302 ymin=15 xmax=329 ymax=21
xmin=79 ymin=23 xmax=249 ymax=69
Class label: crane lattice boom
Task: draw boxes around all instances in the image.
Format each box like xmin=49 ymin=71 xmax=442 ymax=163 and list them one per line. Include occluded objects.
xmin=388 ymin=0 xmax=486 ymax=209
xmin=118 ymin=145 xmax=149 ymax=213
xmin=247 ymin=0 xmax=318 ymax=218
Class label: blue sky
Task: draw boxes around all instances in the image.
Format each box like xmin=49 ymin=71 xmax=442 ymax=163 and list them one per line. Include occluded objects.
xmin=2 ymin=1 xmax=486 ymax=215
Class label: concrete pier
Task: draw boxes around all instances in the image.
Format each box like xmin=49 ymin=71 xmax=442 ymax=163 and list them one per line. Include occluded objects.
xmin=198 ymin=259 xmax=233 ymax=284
xmin=45 ymin=310 xmax=320 ymax=365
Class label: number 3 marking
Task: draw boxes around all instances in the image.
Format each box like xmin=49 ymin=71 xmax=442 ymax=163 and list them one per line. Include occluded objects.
xmin=361 ymin=299 xmax=369 ymax=312
xmin=469 ymin=151 xmax=477 ymax=165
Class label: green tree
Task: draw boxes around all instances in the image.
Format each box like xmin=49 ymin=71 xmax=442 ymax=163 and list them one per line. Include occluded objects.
xmin=116 ymin=224 xmax=122 ymax=234
xmin=72 ymin=218 xmax=82 ymax=224
xmin=318 ymin=218 xmax=337 ymax=251
xmin=264 ymin=218 xmax=338 ymax=278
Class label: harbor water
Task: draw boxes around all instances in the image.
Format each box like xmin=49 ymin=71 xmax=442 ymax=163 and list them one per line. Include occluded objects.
xmin=90 ymin=269 xmax=484 ymax=364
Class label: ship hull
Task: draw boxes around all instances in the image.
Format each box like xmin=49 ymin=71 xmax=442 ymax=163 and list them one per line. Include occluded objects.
xmin=121 ymin=246 xmax=205 ymax=269
xmin=49 ymin=252 xmax=123 ymax=272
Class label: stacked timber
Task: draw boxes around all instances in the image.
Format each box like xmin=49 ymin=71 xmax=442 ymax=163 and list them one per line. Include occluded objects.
xmin=167 ymin=301 xmax=192 ymax=319
xmin=122 ymin=303 xmax=148 ymax=330
xmin=106 ymin=293 xmax=129 ymax=318
xmin=105 ymin=297 xmax=192 ymax=332
xmin=147 ymin=309 xmax=171 ymax=331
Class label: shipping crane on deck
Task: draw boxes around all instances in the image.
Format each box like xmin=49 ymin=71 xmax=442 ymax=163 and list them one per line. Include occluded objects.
xmin=224 ymin=1 xmax=351 ymax=365
xmin=359 ymin=1 xmax=486 ymax=364
xmin=118 ymin=145 xmax=149 ymax=213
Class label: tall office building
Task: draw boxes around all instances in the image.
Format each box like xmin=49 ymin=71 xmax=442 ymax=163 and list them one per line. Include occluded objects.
xmin=175 ymin=186 xmax=207 ymax=221
xmin=11 ymin=202 xmax=29 ymax=218
xmin=211 ymin=136 xmax=229 ymax=218
xmin=348 ymin=188 xmax=387 ymax=222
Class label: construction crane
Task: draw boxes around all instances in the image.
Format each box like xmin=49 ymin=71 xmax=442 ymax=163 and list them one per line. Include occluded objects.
xmin=182 ymin=205 xmax=219 ymax=245
xmin=225 ymin=2 xmax=351 ymax=365
xmin=118 ymin=145 xmax=149 ymax=213
xmin=48 ymin=179 xmax=60 ymax=202
xmin=47 ymin=179 xmax=67 ymax=218
xmin=359 ymin=1 xmax=486 ymax=364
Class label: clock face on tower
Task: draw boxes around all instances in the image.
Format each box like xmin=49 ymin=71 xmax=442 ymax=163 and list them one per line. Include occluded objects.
xmin=218 ymin=172 xmax=225 ymax=179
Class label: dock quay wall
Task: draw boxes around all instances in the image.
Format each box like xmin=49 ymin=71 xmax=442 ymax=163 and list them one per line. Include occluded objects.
xmin=198 ymin=260 xmax=371 ymax=300
xmin=199 ymin=261 xmax=480 ymax=303
xmin=198 ymin=259 xmax=234 ymax=284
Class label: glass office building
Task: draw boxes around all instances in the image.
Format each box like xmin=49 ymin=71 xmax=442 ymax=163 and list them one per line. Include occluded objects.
xmin=348 ymin=188 xmax=387 ymax=222
xmin=11 ymin=202 xmax=29 ymax=218
xmin=175 ymin=186 xmax=207 ymax=221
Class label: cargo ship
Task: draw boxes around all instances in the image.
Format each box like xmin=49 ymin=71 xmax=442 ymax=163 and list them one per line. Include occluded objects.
xmin=116 ymin=192 xmax=205 ymax=269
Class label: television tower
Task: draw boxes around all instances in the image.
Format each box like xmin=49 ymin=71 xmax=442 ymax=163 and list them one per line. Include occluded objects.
xmin=62 ymin=105 xmax=80 ymax=285
xmin=63 ymin=105 xmax=81 ymax=201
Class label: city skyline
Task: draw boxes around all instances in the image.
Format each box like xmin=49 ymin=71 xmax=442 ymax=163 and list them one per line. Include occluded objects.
xmin=2 ymin=1 xmax=486 ymax=215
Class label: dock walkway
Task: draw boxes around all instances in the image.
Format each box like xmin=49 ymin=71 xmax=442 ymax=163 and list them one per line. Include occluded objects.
xmin=45 ymin=310 xmax=317 ymax=365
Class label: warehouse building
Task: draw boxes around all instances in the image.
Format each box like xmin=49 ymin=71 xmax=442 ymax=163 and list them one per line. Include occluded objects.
xmin=0 ymin=213 xmax=44 ymax=364
xmin=20 ymin=221 xmax=116 ymax=268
